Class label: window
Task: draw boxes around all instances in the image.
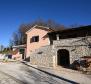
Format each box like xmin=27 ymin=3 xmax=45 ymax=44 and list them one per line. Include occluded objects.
xmin=30 ymin=36 xmax=39 ymax=43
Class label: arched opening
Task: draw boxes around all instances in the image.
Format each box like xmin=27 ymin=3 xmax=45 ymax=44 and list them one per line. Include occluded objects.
xmin=57 ymin=49 xmax=70 ymax=67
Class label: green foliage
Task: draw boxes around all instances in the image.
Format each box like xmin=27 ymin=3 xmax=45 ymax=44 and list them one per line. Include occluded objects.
xmin=0 ymin=48 xmax=11 ymax=54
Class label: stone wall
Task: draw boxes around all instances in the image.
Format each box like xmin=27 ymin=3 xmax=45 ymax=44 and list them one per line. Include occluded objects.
xmin=30 ymin=45 xmax=54 ymax=67
xmin=53 ymin=37 xmax=91 ymax=64
xmin=30 ymin=36 xmax=91 ymax=68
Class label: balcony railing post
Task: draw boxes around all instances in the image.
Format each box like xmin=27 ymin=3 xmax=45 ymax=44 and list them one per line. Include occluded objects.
xmin=56 ymin=34 xmax=60 ymax=40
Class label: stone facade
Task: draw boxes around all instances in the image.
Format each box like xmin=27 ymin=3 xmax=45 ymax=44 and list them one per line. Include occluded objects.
xmin=30 ymin=36 xmax=91 ymax=68
xmin=30 ymin=45 xmax=54 ymax=67
xmin=52 ymin=37 xmax=91 ymax=66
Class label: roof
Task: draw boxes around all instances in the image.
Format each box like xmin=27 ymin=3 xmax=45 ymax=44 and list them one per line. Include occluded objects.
xmin=26 ymin=25 xmax=54 ymax=34
xmin=48 ymin=25 xmax=91 ymax=34
xmin=48 ymin=25 xmax=91 ymax=39
xmin=12 ymin=44 xmax=26 ymax=48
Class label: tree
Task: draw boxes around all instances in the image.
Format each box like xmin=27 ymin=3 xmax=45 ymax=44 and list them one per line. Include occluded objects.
xmin=12 ymin=32 xmax=19 ymax=45
xmin=30 ymin=19 xmax=65 ymax=30
xmin=70 ymin=24 xmax=84 ymax=28
xmin=10 ymin=19 xmax=65 ymax=46
xmin=18 ymin=24 xmax=30 ymax=45
xmin=0 ymin=45 xmax=4 ymax=51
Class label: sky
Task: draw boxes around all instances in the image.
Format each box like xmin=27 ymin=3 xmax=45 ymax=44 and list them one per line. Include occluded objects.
xmin=0 ymin=0 xmax=91 ymax=46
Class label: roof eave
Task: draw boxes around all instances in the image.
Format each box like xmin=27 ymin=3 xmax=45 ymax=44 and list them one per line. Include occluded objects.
xmin=26 ymin=25 xmax=54 ymax=34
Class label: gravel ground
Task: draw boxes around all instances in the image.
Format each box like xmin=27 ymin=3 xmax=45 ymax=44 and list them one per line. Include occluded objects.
xmin=0 ymin=62 xmax=91 ymax=84
xmin=0 ymin=71 xmax=19 ymax=84
xmin=0 ymin=62 xmax=71 ymax=84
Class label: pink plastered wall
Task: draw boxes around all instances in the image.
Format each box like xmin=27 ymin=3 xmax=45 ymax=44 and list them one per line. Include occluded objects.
xmin=26 ymin=28 xmax=50 ymax=57
xmin=12 ymin=49 xmax=22 ymax=60
xmin=12 ymin=47 xmax=27 ymax=60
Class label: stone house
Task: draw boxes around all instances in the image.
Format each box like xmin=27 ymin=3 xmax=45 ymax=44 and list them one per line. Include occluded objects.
xmin=12 ymin=25 xmax=91 ymax=69
xmin=29 ymin=25 xmax=91 ymax=68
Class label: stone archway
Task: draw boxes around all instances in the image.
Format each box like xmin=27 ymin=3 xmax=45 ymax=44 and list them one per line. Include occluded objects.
xmin=57 ymin=49 xmax=70 ymax=67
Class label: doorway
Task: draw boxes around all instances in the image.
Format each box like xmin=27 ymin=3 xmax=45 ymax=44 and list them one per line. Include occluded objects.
xmin=57 ymin=49 xmax=70 ymax=67
xmin=19 ymin=48 xmax=25 ymax=60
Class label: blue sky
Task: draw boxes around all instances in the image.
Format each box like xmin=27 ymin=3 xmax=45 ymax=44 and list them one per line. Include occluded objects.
xmin=0 ymin=0 xmax=91 ymax=46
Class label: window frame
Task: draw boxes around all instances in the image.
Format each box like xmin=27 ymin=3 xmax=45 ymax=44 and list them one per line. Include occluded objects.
xmin=30 ymin=36 xmax=39 ymax=43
